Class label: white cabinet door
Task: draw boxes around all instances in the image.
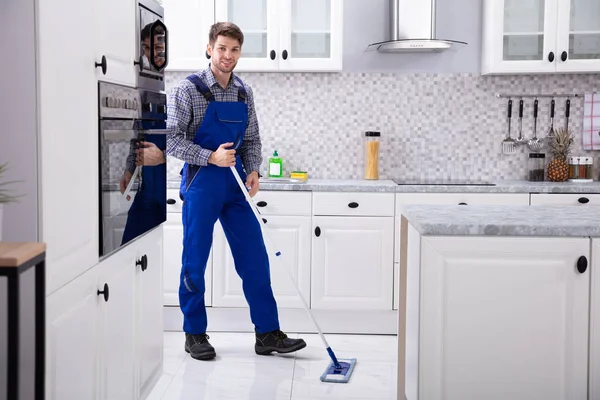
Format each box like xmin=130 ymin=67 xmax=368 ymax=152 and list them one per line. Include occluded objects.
xmin=556 ymin=0 xmax=600 ymax=72
xmin=417 ymin=236 xmax=590 ymax=400
xmin=278 ymin=0 xmax=343 ymax=71
xmin=212 ymin=216 xmax=311 ymax=308
xmin=164 ymin=0 xmax=215 ymax=71
xmin=482 ymin=0 xmax=559 ymax=74
xmin=94 ymin=0 xmax=137 ymax=86
xmin=311 ymin=216 xmax=394 ymax=310
xmin=530 ymin=193 xmax=600 ymax=206
xmin=38 ymin=0 xmax=99 ymax=294
xmin=163 ymin=213 xmax=212 ymax=306
xmin=135 ymin=227 xmax=164 ymax=398
xmin=215 ymin=0 xmax=280 ymax=71
xmin=590 ymin=238 xmax=600 ymax=400
xmin=97 ymin=252 xmax=136 ymax=400
xmin=45 ymin=267 xmax=100 ymax=400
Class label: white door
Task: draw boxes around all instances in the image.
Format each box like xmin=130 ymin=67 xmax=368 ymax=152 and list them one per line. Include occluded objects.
xmin=38 ymin=0 xmax=99 ymax=294
xmin=136 ymin=228 xmax=164 ymax=397
xmin=311 ymin=216 xmax=394 ymax=310
xmin=98 ymin=253 xmax=136 ymax=400
xmin=45 ymin=268 xmax=100 ymax=400
xmin=164 ymin=0 xmax=215 ymax=71
xmin=163 ymin=213 xmax=213 ymax=306
xmin=94 ymin=0 xmax=137 ymax=86
xmin=215 ymin=0 xmax=280 ymax=71
xmin=418 ymin=236 xmax=590 ymax=400
xmin=555 ymin=0 xmax=600 ymax=72
xmin=590 ymin=238 xmax=600 ymax=400
xmin=483 ymin=0 xmax=559 ymax=74
xmin=278 ymin=0 xmax=343 ymax=71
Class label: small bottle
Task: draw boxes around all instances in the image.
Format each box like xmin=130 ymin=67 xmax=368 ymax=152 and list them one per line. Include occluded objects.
xmin=528 ymin=153 xmax=545 ymax=182
xmin=268 ymin=150 xmax=283 ymax=178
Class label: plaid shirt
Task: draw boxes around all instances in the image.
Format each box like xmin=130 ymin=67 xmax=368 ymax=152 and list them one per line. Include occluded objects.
xmin=166 ymin=65 xmax=262 ymax=175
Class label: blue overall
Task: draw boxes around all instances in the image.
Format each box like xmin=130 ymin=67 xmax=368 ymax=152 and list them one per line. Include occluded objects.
xmin=178 ymin=74 xmax=280 ymax=335
xmin=121 ymin=130 xmax=167 ymax=246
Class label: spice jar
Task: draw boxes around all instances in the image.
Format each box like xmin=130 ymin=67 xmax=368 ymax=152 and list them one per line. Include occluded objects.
xmin=569 ymin=156 xmax=594 ymax=182
xmin=364 ymin=131 xmax=380 ymax=180
xmin=528 ymin=153 xmax=545 ymax=181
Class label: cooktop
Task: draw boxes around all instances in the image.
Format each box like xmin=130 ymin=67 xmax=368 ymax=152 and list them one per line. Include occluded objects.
xmin=392 ymin=178 xmax=496 ymax=186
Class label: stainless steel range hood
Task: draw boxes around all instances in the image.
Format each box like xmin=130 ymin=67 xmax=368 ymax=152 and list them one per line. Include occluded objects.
xmin=366 ymin=0 xmax=467 ymax=53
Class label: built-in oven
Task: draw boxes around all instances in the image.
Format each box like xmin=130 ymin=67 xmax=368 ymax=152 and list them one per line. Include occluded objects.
xmin=98 ymin=81 xmax=167 ymax=259
xmin=136 ymin=0 xmax=169 ymax=91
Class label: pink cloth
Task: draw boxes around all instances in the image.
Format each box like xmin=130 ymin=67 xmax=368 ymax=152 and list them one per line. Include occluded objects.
xmin=582 ymin=93 xmax=600 ymax=150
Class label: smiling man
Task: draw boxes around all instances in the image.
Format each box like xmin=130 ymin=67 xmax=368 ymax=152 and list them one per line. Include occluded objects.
xmin=166 ymin=22 xmax=306 ymax=361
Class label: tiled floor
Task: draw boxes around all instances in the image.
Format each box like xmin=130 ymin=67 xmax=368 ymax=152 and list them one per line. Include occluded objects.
xmin=147 ymin=331 xmax=398 ymax=400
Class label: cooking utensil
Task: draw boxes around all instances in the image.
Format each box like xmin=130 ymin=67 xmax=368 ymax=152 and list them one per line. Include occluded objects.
xmin=527 ymin=99 xmax=543 ymax=151
xmin=516 ymin=99 xmax=526 ymax=145
xmin=542 ymin=98 xmax=556 ymax=146
xmin=565 ymin=98 xmax=571 ymax=132
xmin=502 ymin=99 xmax=516 ymax=154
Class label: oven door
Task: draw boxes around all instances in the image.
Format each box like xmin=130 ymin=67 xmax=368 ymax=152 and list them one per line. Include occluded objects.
xmin=137 ymin=0 xmax=168 ymax=91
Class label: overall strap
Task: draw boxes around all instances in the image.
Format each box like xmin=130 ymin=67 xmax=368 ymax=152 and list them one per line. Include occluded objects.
xmin=186 ymin=74 xmax=215 ymax=102
xmin=234 ymin=76 xmax=247 ymax=103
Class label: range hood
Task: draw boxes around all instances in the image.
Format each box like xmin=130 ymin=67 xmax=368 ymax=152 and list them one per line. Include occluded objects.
xmin=366 ymin=0 xmax=467 ymax=53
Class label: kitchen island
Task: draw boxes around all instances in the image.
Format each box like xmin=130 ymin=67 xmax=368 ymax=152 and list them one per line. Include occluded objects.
xmin=399 ymin=205 xmax=600 ymax=400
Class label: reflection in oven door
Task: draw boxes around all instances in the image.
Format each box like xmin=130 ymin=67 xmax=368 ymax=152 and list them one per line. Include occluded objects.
xmin=137 ymin=0 xmax=168 ymax=91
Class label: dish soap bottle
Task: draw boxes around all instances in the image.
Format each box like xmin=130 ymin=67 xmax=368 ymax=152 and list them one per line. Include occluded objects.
xmin=268 ymin=150 xmax=283 ymax=178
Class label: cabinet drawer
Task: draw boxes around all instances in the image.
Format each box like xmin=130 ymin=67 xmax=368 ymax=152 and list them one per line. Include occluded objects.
xmin=530 ymin=193 xmax=600 ymax=206
xmin=253 ymin=191 xmax=311 ymax=216
xmin=166 ymin=189 xmax=183 ymax=213
xmin=395 ymin=192 xmax=530 ymax=211
xmin=313 ymin=192 xmax=395 ymax=217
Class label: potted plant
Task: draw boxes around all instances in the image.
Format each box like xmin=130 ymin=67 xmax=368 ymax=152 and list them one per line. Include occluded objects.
xmin=0 ymin=162 xmax=22 ymax=241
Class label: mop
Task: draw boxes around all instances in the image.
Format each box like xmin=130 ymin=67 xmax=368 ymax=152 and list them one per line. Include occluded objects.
xmin=229 ymin=165 xmax=357 ymax=383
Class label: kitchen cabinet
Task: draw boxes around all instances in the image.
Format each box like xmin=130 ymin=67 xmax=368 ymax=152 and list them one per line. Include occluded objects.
xmin=482 ymin=0 xmax=600 ymax=75
xmin=214 ymin=0 xmax=343 ymax=72
xmin=94 ymin=0 xmax=137 ymax=86
xmin=211 ymin=191 xmax=312 ymax=308
xmin=46 ymin=227 xmax=163 ymax=400
xmin=590 ymin=238 xmax=600 ymax=400
xmin=163 ymin=191 xmax=212 ymax=307
xmin=393 ymin=193 xmax=530 ymax=309
xmin=163 ymin=0 xmax=215 ymax=71
xmin=530 ymin=193 xmax=600 ymax=206
xmin=311 ymin=192 xmax=395 ymax=310
xmin=400 ymin=224 xmax=590 ymax=399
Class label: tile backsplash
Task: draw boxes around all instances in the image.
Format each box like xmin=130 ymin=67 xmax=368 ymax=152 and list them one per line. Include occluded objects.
xmin=165 ymin=71 xmax=599 ymax=181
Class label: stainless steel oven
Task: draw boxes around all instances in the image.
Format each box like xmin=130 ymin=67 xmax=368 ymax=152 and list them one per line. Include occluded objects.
xmin=136 ymin=0 xmax=169 ymax=91
xmin=98 ymin=81 xmax=167 ymax=259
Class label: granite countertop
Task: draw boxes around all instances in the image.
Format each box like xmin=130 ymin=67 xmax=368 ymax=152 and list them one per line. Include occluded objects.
xmin=166 ymin=178 xmax=600 ymax=194
xmin=403 ymin=204 xmax=600 ymax=237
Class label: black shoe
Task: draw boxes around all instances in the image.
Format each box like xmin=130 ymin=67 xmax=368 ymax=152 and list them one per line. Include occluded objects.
xmin=184 ymin=333 xmax=216 ymax=360
xmin=255 ymin=330 xmax=307 ymax=355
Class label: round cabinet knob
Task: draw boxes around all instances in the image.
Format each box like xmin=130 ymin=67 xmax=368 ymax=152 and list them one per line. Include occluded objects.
xmin=577 ymin=256 xmax=588 ymax=274
xmin=97 ymin=283 xmax=109 ymax=302
xmin=166 ymin=198 xmax=176 ymax=205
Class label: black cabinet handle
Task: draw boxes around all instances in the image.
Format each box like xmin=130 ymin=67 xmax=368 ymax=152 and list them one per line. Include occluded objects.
xmin=97 ymin=283 xmax=109 ymax=302
xmin=577 ymin=256 xmax=588 ymax=274
xmin=348 ymin=202 xmax=359 ymax=208
xmin=561 ymin=51 xmax=568 ymax=62
xmin=282 ymin=50 xmax=288 ymax=60
xmin=458 ymin=202 xmax=468 ymax=205
xmin=136 ymin=255 xmax=148 ymax=272
xmin=95 ymin=55 xmax=107 ymax=75
xmin=270 ymin=50 xmax=276 ymax=60
xmin=548 ymin=51 xmax=555 ymax=62
xmin=167 ymin=198 xmax=176 ymax=205
xmin=257 ymin=201 xmax=267 ymax=207
xmin=578 ymin=197 xmax=590 ymax=204
xmin=133 ymin=55 xmax=144 ymax=72
xmin=262 ymin=218 xmax=267 ymax=224
xmin=315 ymin=226 xmax=321 ymax=237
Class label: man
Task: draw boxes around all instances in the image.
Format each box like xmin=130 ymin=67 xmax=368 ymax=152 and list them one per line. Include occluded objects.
xmin=166 ymin=22 xmax=306 ymax=361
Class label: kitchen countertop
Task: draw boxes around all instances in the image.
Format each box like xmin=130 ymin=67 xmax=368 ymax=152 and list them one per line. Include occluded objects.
xmin=403 ymin=204 xmax=600 ymax=237
xmin=167 ymin=178 xmax=600 ymax=194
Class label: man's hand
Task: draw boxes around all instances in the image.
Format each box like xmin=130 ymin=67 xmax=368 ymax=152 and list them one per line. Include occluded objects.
xmin=119 ymin=171 xmax=133 ymax=201
xmin=208 ymin=142 xmax=236 ymax=167
xmin=136 ymin=141 xmax=165 ymax=166
xmin=246 ymin=171 xmax=260 ymax=197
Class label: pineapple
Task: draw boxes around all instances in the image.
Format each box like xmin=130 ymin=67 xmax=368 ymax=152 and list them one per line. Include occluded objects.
xmin=546 ymin=127 xmax=573 ymax=182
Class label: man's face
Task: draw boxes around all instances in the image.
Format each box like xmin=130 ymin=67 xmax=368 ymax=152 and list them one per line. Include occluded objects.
xmin=207 ymin=35 xmax=241 ymax=74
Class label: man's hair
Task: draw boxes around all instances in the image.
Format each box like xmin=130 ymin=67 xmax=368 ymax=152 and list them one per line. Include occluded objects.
xmin=209 ymin=22 xmax=244 ymax=47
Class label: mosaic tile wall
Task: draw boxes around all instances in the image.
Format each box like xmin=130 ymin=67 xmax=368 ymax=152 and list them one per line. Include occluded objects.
xmin=165 ymin=71 xmax=600 ymax=181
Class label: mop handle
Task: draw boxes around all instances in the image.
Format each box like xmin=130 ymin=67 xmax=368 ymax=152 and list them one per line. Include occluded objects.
xmin=229 ymin=166 xmax=334 ymax=352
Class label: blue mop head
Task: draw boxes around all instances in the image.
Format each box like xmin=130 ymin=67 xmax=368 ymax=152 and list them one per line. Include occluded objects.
xmin=319 ymin=358 xmax=357 ymax=383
